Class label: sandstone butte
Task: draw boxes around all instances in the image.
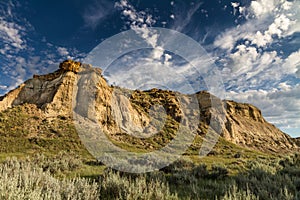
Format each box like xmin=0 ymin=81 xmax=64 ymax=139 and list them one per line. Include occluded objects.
xmin=0 ymin=60 xmax=298 ymax=154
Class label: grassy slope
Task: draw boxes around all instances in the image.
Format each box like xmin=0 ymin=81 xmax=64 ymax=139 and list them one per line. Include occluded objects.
xmin=0 ymin=104 xmax=106 ymax=178
xmin=0 ymin=103 xmax=285 ymax=176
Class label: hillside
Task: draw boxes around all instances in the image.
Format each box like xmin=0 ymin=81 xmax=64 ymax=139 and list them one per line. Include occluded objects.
xmin=0 ymin=60 xmax=298 ymax=159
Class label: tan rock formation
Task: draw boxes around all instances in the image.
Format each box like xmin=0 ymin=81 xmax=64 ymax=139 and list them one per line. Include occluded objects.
xmin=222 ymin=101 xmax=297 ymax=152
xmin=0 ymin=60 xmax=298 ymax=153
xmin=294 ymin=137 xmax=300 ymax=147
xmin=59 ymin=60 xmax=81 ymax=73
xmin=0 ymin=84 xmax=25 ymax=112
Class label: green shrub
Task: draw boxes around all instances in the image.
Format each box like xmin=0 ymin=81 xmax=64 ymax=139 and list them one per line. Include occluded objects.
xmin=31 ymin=151 xmax=83 ymax=174
xmin=209 ymin=165 xmax=229 ymax=179
xmin=160 ymin=159 xmax=195 ymax=173
xmin=0 ymin=154 xmax=299 ymax=200
xmin=192 ymin=164 xmax=209 ymax=178
xmin=235 ymin=168 xmax=297 ymax=200
xmin=99 ymin=169 xmax=178 ymax=200
xmin=0 ymin=157 xmax=98 ymax=200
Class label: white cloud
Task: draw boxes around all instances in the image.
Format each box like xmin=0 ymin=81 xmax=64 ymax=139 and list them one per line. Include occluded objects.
xmin=249 ymin=0 xmax=276 ymax=18
xmin=104 ymin=50 xmax=194 ymax=93
xmin=152 ymin=46 xmax=164 ymax=60
xmin=231 ymin=2 xmax=240 ymax=15
xmin=221 ymin=45 xmax=283 ymax=90
xmin=115 ymin=0 xmax=157 ymax=47
xmin=115 ymin=0 xmax=156 ymax=30
xmin=114 ymin=0 xmax=219 ymax=95
xmin=214 ymin=0 xmax=300 ymax=91
xmin=164 ymin=53 xmax=172 ymax=65
xmin=282 ymin=1 xmax=293 ymax=10
xmin=278 ymin=82 xmax=291 ymax=91
xmin=222 ymin=48 xmax=300 ymax=92
xmin=214 ymin=32 xmax=237 ymax=50
xmin=212 ymin=0 xmax=300 ymax=136
xmin=215 ymin=0 xmax=300 ymax=50
xmin=282 ymin=49 xmax=300 ymax=75
xmin=231 ymin=2 xmax=240 ymax=8
xmin=115 ymin=0 xmax=171 ymax=63
xmin=0 ymin=85 xmax=7 ymax=90
xmin=0 ymin=17 xmax=25 ymax=50
xmin=57 ymin=47 xmax=69 ymax=57
xmin=82 ymin=0 xmax=113 ymax=29
xmin=0 ymin=1 xmax=28 ymax=56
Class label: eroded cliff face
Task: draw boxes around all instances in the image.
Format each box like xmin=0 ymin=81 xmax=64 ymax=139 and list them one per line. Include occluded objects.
xmin=222 ymin=101 xmax=297 ymax=152
xmin=0 ymin=60 xmax=80 ymax=116
xmin=0 ymin=60 xmax=298 ymax=153
xmin=0 ymin=84 xmax=25 ymax=112
xmin=0 ymin=60 xmax=98 ymax=117
xmin=295 ymin=138 xmax=300 ymax=147
xmin=193 ymin=92 xmax=298 ymax=153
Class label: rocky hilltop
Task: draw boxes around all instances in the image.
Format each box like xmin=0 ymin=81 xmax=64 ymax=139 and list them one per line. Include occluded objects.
xmin=0 ymin=60 xmax=298 ymax=154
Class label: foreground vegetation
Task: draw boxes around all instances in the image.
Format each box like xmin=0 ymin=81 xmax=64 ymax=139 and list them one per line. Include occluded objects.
xmin=0 ymin=105 xmax=299 ymax=199
xmin=0 ymin=152 xmax=299 ymax=200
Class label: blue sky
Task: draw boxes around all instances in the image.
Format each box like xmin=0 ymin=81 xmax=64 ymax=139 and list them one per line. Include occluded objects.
xmin=0 ymin=0 xmax=300 ymax=137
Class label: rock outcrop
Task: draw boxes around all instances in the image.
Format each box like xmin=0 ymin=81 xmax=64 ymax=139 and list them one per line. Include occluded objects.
xmin=295 ymin=137 xmax=300 ymax=147
xmin=0 ymin=84 xmax=25 ymax=112
xmin=59 ymin=60 xmax=82 ymax=73
xmin=0 ymin=60 xmax=298 ymax=153
xmin=222 ymin=101 xmax=297 ymax=152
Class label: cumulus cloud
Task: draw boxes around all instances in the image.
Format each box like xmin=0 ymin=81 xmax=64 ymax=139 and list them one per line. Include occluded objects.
xmin=249 ymin=0 xmax=276 ymax=18
xmin=221 ymin=47 xmax=300 ymax=93
xmin=214 ymin=0 xmax=300 ymax=89
xmin=213 ymin=0 xmax=300 ymax=136
xmin=283 ymin=49 xmax=300 ymax=76
xmin=215 ymin=0 xmax=300 ymax=51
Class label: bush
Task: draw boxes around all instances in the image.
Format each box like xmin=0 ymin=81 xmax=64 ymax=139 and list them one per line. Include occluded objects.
xmin=192 ymin=164 xmax=209 ymax=178
xmin=1 ymin=154 xmax=299 ymax=200
xmin=0 ymin=157 xmax=98 ymax=200
xmin=99 ymin=169 xmax=178 ymax=200
xmin=235 ymin=167 xmax=298 ymax=200
xmin=160 ymin=159 xmax=195 ymax=174
xmin=209 ymin=165 xmax=229 ymax=179
xmin=31 ymin=151 xmax=83 ymax=174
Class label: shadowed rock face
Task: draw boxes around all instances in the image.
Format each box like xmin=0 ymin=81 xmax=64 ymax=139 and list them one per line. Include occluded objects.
xmin=295 ymin=138 xmax=300 ymax=147
xmin=0 ymin=60 xmax=298 ymax=153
